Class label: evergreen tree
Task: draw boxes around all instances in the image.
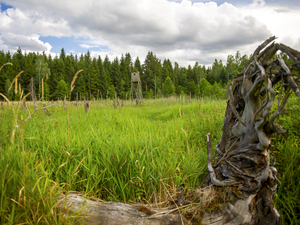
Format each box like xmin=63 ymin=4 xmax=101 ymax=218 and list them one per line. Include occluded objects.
xmin=64 ymin=55 xmax=75 ymax=85
xmin=0 ymin=51 xmax=7 ymax=96
xmin=111 ymin=57 xmax=124 ymax=96
xmin=90 ymin=58 xmax=99 ymax=99
xmin=162 ymin=76 xmax=175 ymax=96
xmin=60 ymin=48 xmax=66 ymax=62
xmin=34 ymin=55 xmax=51 ymax=99
xmin=161 ymin=59 xmax=170 ymax=84
xmin=5 ymin=79 xmax=13 ymax=100
xmin=99 ymin=67 xmax=108 ymax=98
xmin=120 ymin=53 xmax=131 ymax=93
xmin=189 ymin=80 xmax=198 ymax=96
xmin=212 ymin=81 xmax=223 ymax=98
xmin=53 ymin=80 xmax=68 ymax=99
xmin=199 ymin=77 xmax=212 ymax=96
xmin=23 ymin=53 xmax=35 ymax=95
xmin=49 ymin=56 xmax=65 ymax=98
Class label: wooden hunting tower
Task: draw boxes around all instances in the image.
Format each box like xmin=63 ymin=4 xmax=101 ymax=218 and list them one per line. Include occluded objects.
xmin=130 ymin=72 xmax=143 ymax=103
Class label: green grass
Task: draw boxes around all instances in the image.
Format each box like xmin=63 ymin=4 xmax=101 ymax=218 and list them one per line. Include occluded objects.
xmin=0 ymin=97 xmax=299 ymax=224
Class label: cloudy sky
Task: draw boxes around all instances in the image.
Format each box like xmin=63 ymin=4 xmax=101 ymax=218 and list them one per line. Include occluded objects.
xmin=0 ymin=0 xmax=300 ymax=67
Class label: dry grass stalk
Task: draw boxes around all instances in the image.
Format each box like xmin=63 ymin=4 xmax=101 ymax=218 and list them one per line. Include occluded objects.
xmin=8 ymin=71 xmax=23 ymax=93
xmin=20 ymin=93 xmax=31 ymax=104
xmin=70 ymin=69 xmax=83 ymax=93
xmin=1 ymin=102 xmax=3 ymax=110
xmin=15 ymin=78 xmax=18 ymax=94
xmin=0 ymin=62 xmax=13 ymax=72
xmin=0 ymin=93 xmax=10 ymax=103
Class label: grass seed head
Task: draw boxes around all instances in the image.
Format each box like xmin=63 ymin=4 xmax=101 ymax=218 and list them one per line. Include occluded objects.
xmin=0 ymin=93 xmax=10 ymax=103
xmin=70 ymin=69 xmax=83 ymax=93
xmin=8 ymin=71 xmax=24 ymax=92
xmin=0 ymin=62 xmax=13 ymax=72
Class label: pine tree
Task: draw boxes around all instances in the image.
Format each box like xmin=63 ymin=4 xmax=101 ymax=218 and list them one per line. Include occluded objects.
xmin=53 ymin=80 xmax=68 ymax=100
xmin=60 ymin=48 xmax=66 ymax=62
xmin=23 ymin=53 xmax=35 ymax=95
xmin=64 ymin=55 xmax=75 ymax=85
xmin=90 ymin=58 xmax=99 ymax=99
xmin=99 ymin=67 xmax=108 ymax=98
xmin=111 ymin=57 xmax=124 ymax=96
xmin=162 ymin=76 xmax=175 ymax=97
xmin=49 ymin=56 xmax=66 ymax=99
xmin=199 ymin=77 xmax=212 ymax=97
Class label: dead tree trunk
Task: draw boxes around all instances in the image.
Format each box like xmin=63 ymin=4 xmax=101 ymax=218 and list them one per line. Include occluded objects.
xmin=199 ymin=36 xmax=300 ymax=224
xmin=56 ymin=37 xmax=300 ymax=224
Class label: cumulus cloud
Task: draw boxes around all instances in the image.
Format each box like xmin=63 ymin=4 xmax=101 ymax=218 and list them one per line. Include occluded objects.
xmin=0 ymin=33 xmax=52 ymax=52
xmin=0 ymin=0 xmax=285 ymax=66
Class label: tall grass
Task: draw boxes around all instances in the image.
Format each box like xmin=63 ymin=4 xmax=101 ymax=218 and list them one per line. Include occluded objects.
xmin=0 ymin=97 xmax=299 ymax=224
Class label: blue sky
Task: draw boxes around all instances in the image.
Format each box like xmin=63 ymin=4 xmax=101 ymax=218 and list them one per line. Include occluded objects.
xmin=0 ymin=0 xmax=300 ymax=66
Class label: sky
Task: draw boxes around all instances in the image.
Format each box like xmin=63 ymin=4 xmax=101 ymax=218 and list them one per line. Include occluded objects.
xmin=0 ymin=0 xmax=300 ymax=67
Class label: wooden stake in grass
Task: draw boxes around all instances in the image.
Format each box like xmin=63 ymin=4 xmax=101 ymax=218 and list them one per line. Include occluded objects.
xmin=84 ymin=97 xmax=90 ymax=113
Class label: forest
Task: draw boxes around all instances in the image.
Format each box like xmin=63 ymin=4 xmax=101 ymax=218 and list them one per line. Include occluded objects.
xmin=0 ymin=47 xmax=264 ymax=101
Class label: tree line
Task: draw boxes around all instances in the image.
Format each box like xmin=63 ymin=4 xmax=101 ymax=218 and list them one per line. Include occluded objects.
xmin=0 ymin=47 xmax=251 ymax=101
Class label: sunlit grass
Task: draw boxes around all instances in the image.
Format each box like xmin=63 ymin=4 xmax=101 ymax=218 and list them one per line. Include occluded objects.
xmin=0 ymin=96 xmax=299 ymax=224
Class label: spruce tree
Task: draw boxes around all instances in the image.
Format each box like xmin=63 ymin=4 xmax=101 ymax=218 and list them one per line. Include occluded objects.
xmin=162 ymin=76 xmax=175 ymax=97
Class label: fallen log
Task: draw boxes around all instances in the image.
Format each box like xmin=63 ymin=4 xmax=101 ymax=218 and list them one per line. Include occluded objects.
xmin=57 ymin=193 xmax=188 ymax=225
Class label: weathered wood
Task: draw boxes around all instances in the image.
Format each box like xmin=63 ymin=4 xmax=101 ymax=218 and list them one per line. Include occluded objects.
xmin=199 ymin=37 xmax=300 ymax=224
xmin=56 ymin=194 xmax=187 ymax=225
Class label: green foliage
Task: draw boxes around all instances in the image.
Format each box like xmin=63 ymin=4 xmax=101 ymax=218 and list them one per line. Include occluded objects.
xmin=107 ymin=84 xmax=116 ymax=98
xmin=199 ymin=78 xmax=212 ymax=97
xmin=162 ymin=76 xmax=175 ymax=96
xmin=0 ymin=97 xmax=299 ymax=224
xmin=52 ymin=79 xmax=68 ymax=99
xmin=0 ymin=47 xmax=242 ymax=101
xmin=34 ymin=55 xmax=51 ymax=99
xmin=5 ymin=79 xmax=13 ymax=100
xmin=143 ymin=89 xmax=154 ymax=99
xmin=212 ymin=81 xmax=223 ymax=98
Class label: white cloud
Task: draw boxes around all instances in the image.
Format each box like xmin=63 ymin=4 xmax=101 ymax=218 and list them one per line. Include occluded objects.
xmin=0 ymin=33 xmax=52 ymax=52
xmin=2 ymin=0 xmax=299 ymax=67
xmin=240 ymin=3 xmax=300 ymax=52
xmin=79 ymin=44 xmax=99 ymax=49
xmin=251 ymin=0 xmax=266 ymax=7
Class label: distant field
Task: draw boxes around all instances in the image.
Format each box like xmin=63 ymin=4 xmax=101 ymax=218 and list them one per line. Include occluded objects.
xmin=0 ymin=97 xmax=299 ymax=224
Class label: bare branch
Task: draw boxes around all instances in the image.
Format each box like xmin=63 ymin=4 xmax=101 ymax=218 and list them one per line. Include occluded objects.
xmin=207 ymin=133 xmax=238 ymax=186
xmin=228 ymin=77 xmax=246 ymax=127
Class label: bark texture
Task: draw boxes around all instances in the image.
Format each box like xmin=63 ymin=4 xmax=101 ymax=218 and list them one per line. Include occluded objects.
xmin=201 ymin=36 xmax=300 ymax=224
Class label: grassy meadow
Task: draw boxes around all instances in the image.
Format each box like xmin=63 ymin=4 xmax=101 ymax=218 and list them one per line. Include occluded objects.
xmin=0 ymin=97 xmax=299 ymax=224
